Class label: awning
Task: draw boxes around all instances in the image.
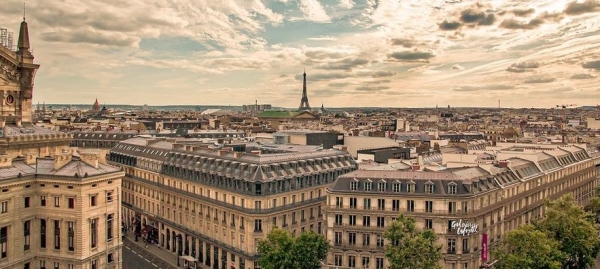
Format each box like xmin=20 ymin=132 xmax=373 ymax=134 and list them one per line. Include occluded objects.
xmin=181 ymin=256 xmax=198 ymax=262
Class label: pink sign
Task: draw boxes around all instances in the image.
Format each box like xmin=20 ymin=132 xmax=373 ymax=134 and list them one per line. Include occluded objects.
xmin=481 ymin=233 xmax=488 ymax=262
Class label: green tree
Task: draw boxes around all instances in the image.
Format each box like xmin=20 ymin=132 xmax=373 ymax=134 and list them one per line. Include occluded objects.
xmin=384 ymin=214 xmax=443 ymax=269
xmin=538 ymin=194 xmax=600 ymax=268
xmin=585 ymin=186 xmax=600 ymax=223
xmin=257 ymin=228 xmax=329 ymax=269
xmin=492 ymin=224 xmax=564 ymax=269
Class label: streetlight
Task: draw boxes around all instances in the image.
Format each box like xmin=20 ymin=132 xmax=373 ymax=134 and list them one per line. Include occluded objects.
xmin=177 ymin=234 xmax=183 ymax=266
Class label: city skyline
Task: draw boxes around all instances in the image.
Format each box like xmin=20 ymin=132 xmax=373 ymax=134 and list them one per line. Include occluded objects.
xmin=0 ymin=0 xmax=599 ymax=108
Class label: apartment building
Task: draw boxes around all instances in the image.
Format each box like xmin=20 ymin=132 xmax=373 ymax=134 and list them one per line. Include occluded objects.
xmin=0 ymin=17 xmax=126 ymax=269
xmin=324 ymin=144 xmax=599 ymax=269
xmin=109 ymin=137 xmax=357 ymax=269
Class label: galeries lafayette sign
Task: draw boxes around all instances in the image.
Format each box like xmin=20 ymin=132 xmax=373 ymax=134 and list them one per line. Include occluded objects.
xmin=451 ymin=220 xmax=478 ymax=236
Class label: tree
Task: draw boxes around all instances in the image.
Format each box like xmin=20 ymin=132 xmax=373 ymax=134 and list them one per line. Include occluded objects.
xmin=384 ymin=214 xmax=443 ymax=269
xmin=538 ymin=194 xmax=600 ymax=268
xmin=492 ymin=224 xmax=564 ymax=269
xmin=257 ymin=228 xmax=329 ymax=269
xmin=585 ymin=186 xmax=600 ymax=223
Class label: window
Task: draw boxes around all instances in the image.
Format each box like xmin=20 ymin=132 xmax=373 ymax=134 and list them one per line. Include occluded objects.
xmin=68 ymin=222 xmax=75 ymax=251
xmin=377 ymin=216 xmax=385 ymax=228
xmin=335 ymin=197 xmax=343 ymax=208
xmin=1 ymin=201 xmax=7 ymax=213
xmin=334 ymin=254 xmax=342 ymax=266
xmin=363 ymin=216 xmax=370 ymax=227
xmin=334 ymin=232 xmax=342 ymax=245
xmin=425 ymin=201 xmax=433 ymax=213
xmin=335 ymin=214 xmax=342 ymax=225
xmin=349 ymin=215 xmax=356 ymax=226
xmin=108 ymin=253 xmax=114 ymax=263
xmin=0 ymin=226 xmax=6 ymax=258
xmin=392 ymin=182 xmax=401 ymax=192
xmin=54 ymin=221 xmax=60 ymax=250
xmin=68 ymin=198 xmax=75 ymax=209
xmin=24 ymin=220 xmax=30 ymax=250
xmin=406 ymin=200 xmax=415 ymax=212
xmin=407 ymin=183 xmax=415 ymax=193
xmin=40 ymin=196 xmax=46 ymax=206
xmin=24 ymin=197 xmax=30 ymax=208
xmin=462 ymin=238 xmax=469 ymax=253
xmin=363 ymin=198 xmax=371 ymax=209
xmin=376 ymin=234 xmax=384 ymax=247
xmin=91 ymin=260 xmax=97 ymax=269
xmin=376 ymin=258 xmax=384 ymax=269
xmin=392 ymin=199 xmax=400 ymax=211
xmin=362 ymin=256 xmax=370 ymax=268
xmin=348 ymin=232 xmax=356 ymax=245
xmin=362 ymin=234 xmax=370 ymax=246
xmin=106 ymin=191 xmax=113 ymax=203
xmin=448 ymin=184 xmax=457 ymax=194
xmin=54 ymin=262 xmax=59 ymax=269
xmin=40 ymin=219 xmax=46 ymax=248
xmin=254 ymin=219 xmax=262 ymax=232
xmin=377 ymin=199 xmax=385 ymax=210
xmin=349 ymin=197 xmax=357 ymax=209
xmin=54 ymin=197 xmax=60 ymax=207
xmin=90 ymin=195 xmax=97 ymax=207
xmin=348 ymin=255 xmax=356 ymax=268
xmin=40 ymin=261 xmax=46 ymax=269
xmin=448 ymin=202 xmax=456 ymax=214
xmin=425 ymin=219 xmax=433 ymax=229
xmin=447 ymin=238 xmax=456 ymax=254
xmin=91 ymin=218 xmax=98 ymax=248
xmin=425 ymin=183 xmax=434 ymax=193
xmin=365 ymin=181 xmax=372 ymax=191
xmin=107 ymin=214 xmax=114 ymax=240
xmin=378 ymin=181 xmax=386 ymax=192
xmin=350 ymin=180 xmax=358 ymax=191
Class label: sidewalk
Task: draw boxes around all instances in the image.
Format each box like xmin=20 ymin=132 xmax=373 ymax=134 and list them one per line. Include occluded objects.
xmin=122 ymin=232 xmax=182 ymax=269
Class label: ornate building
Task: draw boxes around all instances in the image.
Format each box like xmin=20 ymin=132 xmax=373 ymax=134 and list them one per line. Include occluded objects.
xmin=323 ymin=143 xmax=600 ymax=269
xmin=109 ymin=137 xmax=357 ymax=269
xmin=0 ymin=19 xmax=125 ymax=269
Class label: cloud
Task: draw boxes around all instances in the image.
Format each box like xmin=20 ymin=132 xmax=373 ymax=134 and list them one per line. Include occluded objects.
xmin=391 ymin=38 xmax=416 ymax=48
xmin=506 ymin=61 xmax=540 ymax=72
xmin=451 ymin=64 xmax=465 ymax=70
xmin=328 ymin=82 xmax=352 ymax=87
xmin=524 ymin=77 xmax=556 ymax=83
xmin=355 ymin=85 xmax=390 ymax=92
xmin=582 ymin=60 xmax=600 ymax=70
xmin=372 ymin=70 xmax=396 ymax=78
xmin=307 ymin=36 xmax=338 ymax=41
xmin=452 ymin=84 xmax=515 ymax=92
xmin=459 ymin=9 xmax=496 ymax=25
xmin=338 ymin=0 xmax=355 ymax=9
xmin=564 ymin=0 xmax=600 ymax=15
xmin=499 ymin=18 xmax=543 ymax=30
xmin=388 ymin=51 xmax=435 ymax=62
xmin=511 ymin=8 xmax=535 ymax=17
xmin=439 ymin=20 xmax=461 ymax=30
xmin=297 ymin=0 xmax=331 ymax=23
xmin=317 ymin=57 xmax=370 ymax=70
xmin=40 ymin=30 xmax=140 ymax=47
xmin=570 ymin=73 xmax=596 ymax=79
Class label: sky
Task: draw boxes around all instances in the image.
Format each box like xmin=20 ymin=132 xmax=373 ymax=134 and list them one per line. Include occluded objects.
xmin=0 ymin=0 xmax=599 ymax=108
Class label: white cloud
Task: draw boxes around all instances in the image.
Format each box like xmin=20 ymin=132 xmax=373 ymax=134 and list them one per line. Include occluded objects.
xmin=339 ymin=0 xmax=355 ymax=9
xmin=297 ymin=0 xmax=331 ymax=23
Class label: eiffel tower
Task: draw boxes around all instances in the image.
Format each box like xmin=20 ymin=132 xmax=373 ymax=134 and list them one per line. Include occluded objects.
xmin=298 ymin=70 xmax=311 ymax=111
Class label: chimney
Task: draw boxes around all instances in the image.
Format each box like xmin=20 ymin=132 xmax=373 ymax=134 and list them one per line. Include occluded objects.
xmin=53 ymin=154 xmax=73 ymax=170
xmin=412 ymin=164 xmax=420 ymax=171
xmin=498 ymin=160 xmax=509 ymax=168
xmin=0 ymin=155 xmax=12 ymax=168
xmin=218 ymin=150 xmax=228 ymax=156
xmin=79 ymin=150 xmax=100 ymax=168
xmin=234 ymin=152 xmax=244 ymax=158
xmin=251 ymin=150 xmax=261 ymax=155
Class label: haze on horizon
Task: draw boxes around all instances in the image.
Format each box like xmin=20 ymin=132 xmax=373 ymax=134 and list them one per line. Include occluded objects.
xmin=1 ymin=0 xmax=599 ymax=108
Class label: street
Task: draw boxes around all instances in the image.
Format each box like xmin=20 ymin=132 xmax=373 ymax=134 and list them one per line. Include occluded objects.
xmin=123 ymin=238 xmax=179 ymax=269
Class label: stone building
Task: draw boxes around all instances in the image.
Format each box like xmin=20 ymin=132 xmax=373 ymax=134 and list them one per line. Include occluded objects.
xmin=108 ymin=137 xmax=357 ymax=269
xmin=323 ymin=143 xmax=600 ymax=269
xmin=0 ymin=19 xmax=125 ymax=269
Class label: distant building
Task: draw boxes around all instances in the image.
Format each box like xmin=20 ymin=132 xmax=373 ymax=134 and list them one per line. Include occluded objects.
xmin=243 ymin=103 xmax=272 ymax=112
xmin=92 ymin=98 xmax=101 ymax=112
xmin=273 ymin=130 xmax=342 ymax=149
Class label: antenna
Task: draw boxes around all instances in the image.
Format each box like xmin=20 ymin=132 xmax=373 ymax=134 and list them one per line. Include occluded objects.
xmin=23 ymin=2 xmax=26 ymax=21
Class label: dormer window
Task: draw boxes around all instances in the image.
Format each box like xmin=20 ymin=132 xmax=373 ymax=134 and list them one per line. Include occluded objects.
xmin=425 ymin=182 xmax=434 ymax=194
xmin=407 ymin=182 xmax=415 ymax=193
xmin=365 ymin=180 xmax=372 ymax=192
xmin=392 ymin=182 xmax=401 ymax=193
xmin=448 ymin=182 xmax=457 ymax=195
xmin=378 ymin=181 xmax=386 ymax=192
xmin=350 ymin=179 xmax=358 ymax=191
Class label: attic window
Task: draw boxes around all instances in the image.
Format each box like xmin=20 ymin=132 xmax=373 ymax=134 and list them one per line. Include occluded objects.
xmin=378 ymin=181 xmax=386 ymax=192
xmin=365 ymin=180 xmax=372 ymax=192
xmin=425 ymin=182 xmax=434 ymax=194
xmin=350 ymin=179 xmax=358 ymax=191
xmin=447 ymin=182 xmax=457 ymax=195
xmin=392 ymin=182 xmax=401 ymax=193
xmin=407 ymin=182 xmax=415 ymax=193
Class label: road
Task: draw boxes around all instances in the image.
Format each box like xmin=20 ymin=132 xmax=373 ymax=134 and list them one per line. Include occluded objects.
xmin=123 ymin=238 xmax=179 ymax=269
